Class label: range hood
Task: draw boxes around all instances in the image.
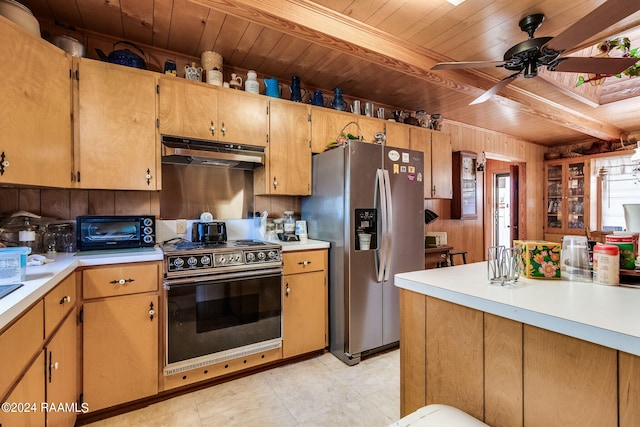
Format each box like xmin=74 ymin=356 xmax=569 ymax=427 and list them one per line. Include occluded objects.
xmin=161 ymin=135 xmax=265 ymax=170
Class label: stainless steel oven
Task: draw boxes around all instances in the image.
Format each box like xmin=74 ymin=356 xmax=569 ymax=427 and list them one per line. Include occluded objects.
xmin=161 ymin=239 xmax=282 ymax=375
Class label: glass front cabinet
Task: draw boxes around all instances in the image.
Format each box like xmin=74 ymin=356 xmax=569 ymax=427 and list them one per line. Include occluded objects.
xmin=544 ymin=158 xmax=590 ymax=237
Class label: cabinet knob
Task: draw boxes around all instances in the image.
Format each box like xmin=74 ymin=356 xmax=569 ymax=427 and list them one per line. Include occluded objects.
xmin=59 ymin=295 xmax=71 ymax=305
xmin=210 ymin=121 xmax=216 ymax=136
xmin=273 ymin=177 xmax=278 ymax=189
xmin=145 ymin=168 xmax=152 ymax=185
xmin=297 ymin=260 xmax=311 ymax=266
xmin=0 ymin=151 xmax=8 ymax=176
xmin=110 ymin=278 xmax=135 ymax=285
xmin=149 ymin=302 xmax=155 ymax=321
xmin=221 ymin=122 xmax=226 ymax=136
xmin=51 ymin=361 xmax=59 ymax=370
xmin=285 ymin=283 xmax=290 ymax=297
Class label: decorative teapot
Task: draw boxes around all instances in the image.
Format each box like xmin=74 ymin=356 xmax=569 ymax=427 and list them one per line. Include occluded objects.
xmin=185 ymin=62 xmax=203 ymax=81
xmin=289 ymin=76 xmax=307 ymax=102
xmin=310 ymin=89 xmax=325 ymax=106
xmin=331 ymin=87 xmax=346 ymax=111
xmin=264 ymin=77 xmax=282 ymax=98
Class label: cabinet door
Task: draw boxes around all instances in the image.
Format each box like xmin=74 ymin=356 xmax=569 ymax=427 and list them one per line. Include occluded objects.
xmin=283 ymin=271 xmax=326 ymax=358
xmin=83 ymin=293 xmax=158 ymax=411
xmin=0 ymin=20 xmax=71 ymax=187
xmin=310 ymin=107 xmax=354 ymax=153
xmin=545 ymin=161 xmax=564 ymax=233
xmin=357 ymin=116 xmax=384 ymax=143
xmin=218 ymin=90 xmax=268 ymax=146
xmin=544 ymin=160 xmax=588 ymax=236
xmin=387 ymin=121 xmax=411 ymax=149
xmin=75 ymin=58 xmax=157 ymax=190
xmin=158 ymin=77 xmax=219 ymax=140
xmin=0 ymin=351 xmax=45 ymax=427
xmin=409 ymin=127 xmax=432 ymax=199
xmin=261 ymin=101 xmax=311 ymax=195
xmin=430 ymin=131 xmax=453 ymax=199
xmin=46 ymin=312 xmax=77 ymax=427
xmin=523 ymin=325 xmax=617 ymax=427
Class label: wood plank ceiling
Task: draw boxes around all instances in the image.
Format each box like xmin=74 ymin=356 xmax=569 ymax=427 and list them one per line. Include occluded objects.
xmin=22 ymin=0 xmax=640 ymax=147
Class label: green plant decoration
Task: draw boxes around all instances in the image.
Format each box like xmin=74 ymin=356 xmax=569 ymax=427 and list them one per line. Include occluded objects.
xmin=576 ymin=37 xmax=640 ymax=87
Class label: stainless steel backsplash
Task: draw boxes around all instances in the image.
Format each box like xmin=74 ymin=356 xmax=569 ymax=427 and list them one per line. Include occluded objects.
xmin=160 ymin=164 xmax=255 ymax=220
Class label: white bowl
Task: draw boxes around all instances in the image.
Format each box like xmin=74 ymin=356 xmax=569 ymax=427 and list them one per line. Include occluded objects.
xmin=0 ymin=0 xmax=40 ymax=37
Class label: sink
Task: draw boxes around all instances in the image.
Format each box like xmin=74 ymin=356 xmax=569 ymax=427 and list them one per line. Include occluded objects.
xmin=0 ymin=283 xmax=23 ymax=300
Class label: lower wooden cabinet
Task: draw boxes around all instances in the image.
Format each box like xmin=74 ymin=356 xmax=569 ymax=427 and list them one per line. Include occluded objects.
xmin=81 ymin=262 xmax=160 ymax=412
xmin=399 ymin=291 xmax=639 ymax=427
xmin=282 ymin=250 xmax=328 ymax=358
xmin=0 ymin=351 xmax=46 ymax=427
xmin=46 ymin=312 xmax=79 ymax=426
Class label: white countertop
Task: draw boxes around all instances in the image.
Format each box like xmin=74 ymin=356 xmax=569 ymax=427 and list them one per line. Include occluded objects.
xmin=0 ymin=248 xmax=163 ymax=331
xmin=278 ymin=238 xmax=330 ymax=251
xmin=395 ymin=262 xmax=640 ymax=356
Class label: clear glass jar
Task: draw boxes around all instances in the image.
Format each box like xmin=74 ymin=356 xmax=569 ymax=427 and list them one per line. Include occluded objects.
xmin=274 ymin=219 xmax=285 ymax=235
xmin=283 ymin=211 xmax=295 ymax=234
xmin=18 ymin=217 xmax=40 ymax=253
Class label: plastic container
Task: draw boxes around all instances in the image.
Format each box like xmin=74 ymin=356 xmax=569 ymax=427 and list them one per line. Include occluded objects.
xmin=605 ymin=234 xmax=637 ymax=270
xmin=561 ymin=235 xmax=591 ymax=282
xmin=0 ymin=247 xmax=31 ymax=284
xmin=593 ymin=244 xmax=619 ymax=286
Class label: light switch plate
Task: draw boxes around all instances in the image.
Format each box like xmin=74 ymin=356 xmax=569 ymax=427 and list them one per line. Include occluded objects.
xmin=176 ymin=219 xmax=187 ymax=234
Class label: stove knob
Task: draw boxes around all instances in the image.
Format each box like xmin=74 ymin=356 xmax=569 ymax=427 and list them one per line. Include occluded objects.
xmin=201 ymin=255 xmax=211 ymax=265
xmin=268 ymin=251 xmax=277 ymax=259
xmin=235 ymin=254 xmax=242 ymax=262
xmin=258 ymin=252 xmax=266 ymax=260
xmin=187 ymin=257 xmax=198 ymax=266
xmin=246 ymin=253 xmax=255 ymax=262
xmin=173 ymin=258 xmax=184 ymax=268
xmin=218 ymin=255 xmax=226 ymax=264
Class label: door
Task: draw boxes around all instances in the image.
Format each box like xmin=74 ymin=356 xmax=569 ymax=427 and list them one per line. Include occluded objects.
xmin=347 ymin=141 xmax=384 ymax=356
xmin=384 ymin=146 xmax=424 ymax=345
xmin=510 ymin=164 xmax=520 ymax=242
xmin=494 ymin=172 xmax=511 ymax=247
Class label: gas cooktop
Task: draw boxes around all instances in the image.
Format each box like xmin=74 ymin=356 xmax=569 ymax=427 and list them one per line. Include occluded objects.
xmin=160 ymin=238 xmax=282 ymax=277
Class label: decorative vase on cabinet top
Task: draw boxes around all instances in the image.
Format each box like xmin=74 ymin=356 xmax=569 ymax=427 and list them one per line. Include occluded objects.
xmin=245 ymin=70 xmax=260 ymax=94
xmin=331 ymin=87 xmax=346 ymax=111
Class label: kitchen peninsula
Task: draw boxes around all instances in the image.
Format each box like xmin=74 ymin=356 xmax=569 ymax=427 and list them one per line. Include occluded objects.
xmin=395 ymin=263 xmax=640 ymax=427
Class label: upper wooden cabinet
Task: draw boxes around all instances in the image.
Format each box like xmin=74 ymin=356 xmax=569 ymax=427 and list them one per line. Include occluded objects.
xmin=255 ymin=100 xmax=311 ymax=195
xmin=410 ymin=128 xmax=453 ymax=199
xmin=0 ymin=18 xmax=72 ymax=188
xmin=158 ymin=77 xmax=268 ymax=147
xmin=310 ymin=107 xmax=354 ymax=153
xmin=357 ymin=116 xmax=385 ymax=144
xmin=385 ymin=121 xmax=411 ymax=149
xmin=73 ymin=58 xmax=158 ymax=190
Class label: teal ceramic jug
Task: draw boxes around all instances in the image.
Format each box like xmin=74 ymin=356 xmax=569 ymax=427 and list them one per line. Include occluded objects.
xmin=264 ymin=77 xmax=281 ymax=98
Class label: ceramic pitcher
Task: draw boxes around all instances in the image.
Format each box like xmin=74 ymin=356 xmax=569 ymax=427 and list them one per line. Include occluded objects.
xmin=264 ymin=77 xmax=282 ymax=98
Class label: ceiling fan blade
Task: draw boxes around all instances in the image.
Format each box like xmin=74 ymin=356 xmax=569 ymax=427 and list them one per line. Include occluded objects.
xmin=470 ymin=72 xmax=520 ymax=105
xmin=544 ymin=0 xmax=640 ymax=53
xmin=552 ymin=56 xmax=639 ymax=74
xmin=431 ymin=60 xmax=505 ymax=70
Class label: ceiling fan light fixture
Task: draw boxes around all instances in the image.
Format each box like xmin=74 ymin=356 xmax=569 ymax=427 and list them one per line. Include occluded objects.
xmin=445 ymin=0 xmax=465 ymax=5
xmin=524 ymin=60 xmax=538 ymax=78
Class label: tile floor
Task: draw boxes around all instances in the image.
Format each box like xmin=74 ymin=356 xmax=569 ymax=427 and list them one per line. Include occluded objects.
xmin=86 ymin=349 xmax=400 ymax=427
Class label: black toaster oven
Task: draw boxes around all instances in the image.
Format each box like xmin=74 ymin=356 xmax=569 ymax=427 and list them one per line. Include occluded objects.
xmin=76 ymin=215 xmax=156 ymax=251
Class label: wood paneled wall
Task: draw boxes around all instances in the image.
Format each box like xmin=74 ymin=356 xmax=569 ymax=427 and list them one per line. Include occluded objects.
xmin=425 ymin=121 xmax=545 ymax=264
xmin=0 ymin=189 xmax=160 ymax=220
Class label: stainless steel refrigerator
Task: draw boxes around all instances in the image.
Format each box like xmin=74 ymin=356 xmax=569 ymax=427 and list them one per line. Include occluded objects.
xmin=301 ymin=140 xmax=424 ymax=365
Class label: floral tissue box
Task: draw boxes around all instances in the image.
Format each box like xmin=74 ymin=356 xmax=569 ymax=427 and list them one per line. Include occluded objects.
xmin=513 ymin=240 xmax=561 ymax=279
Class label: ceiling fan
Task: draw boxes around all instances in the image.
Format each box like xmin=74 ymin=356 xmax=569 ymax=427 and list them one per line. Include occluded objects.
xmin=431 ymin=0 xmax=640 ymax=105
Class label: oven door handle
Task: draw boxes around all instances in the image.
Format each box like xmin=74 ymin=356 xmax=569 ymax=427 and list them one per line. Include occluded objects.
xmin=163 ymin=267 xmax=283 ymax=289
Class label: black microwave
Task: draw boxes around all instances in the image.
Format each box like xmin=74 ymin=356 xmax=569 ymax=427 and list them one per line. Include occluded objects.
xmin=76 ymin=215 xmax=156 ymax=251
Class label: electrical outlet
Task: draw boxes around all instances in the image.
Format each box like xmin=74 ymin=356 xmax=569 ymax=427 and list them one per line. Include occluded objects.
xmin=176 ymin=219 xmax=187 ymax=234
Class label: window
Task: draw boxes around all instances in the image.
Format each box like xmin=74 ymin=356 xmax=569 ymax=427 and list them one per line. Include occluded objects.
xmin=592 ymin=154 xmax=640 ymax=231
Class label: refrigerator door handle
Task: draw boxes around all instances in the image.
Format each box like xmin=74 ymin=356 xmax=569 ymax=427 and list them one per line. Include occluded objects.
xmin=376 ymin=168 xmax=388 ymax=283
xmin=382 ymin=169 xmax=393 ymax=281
